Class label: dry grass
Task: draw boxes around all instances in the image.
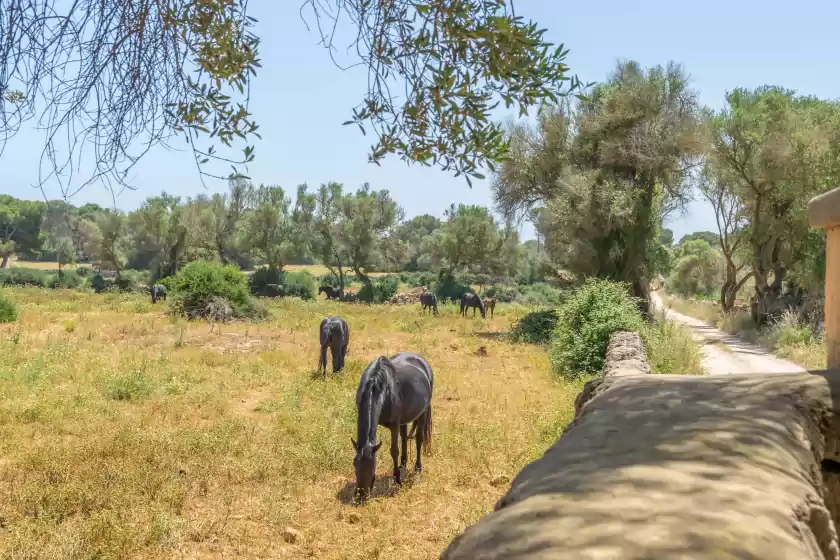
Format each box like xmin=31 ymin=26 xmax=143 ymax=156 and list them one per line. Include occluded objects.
xmin=8 ymin=260 xmax=92 ymax=271
xmin=0 ymin=289 xmax=583 ymax=559
xmin=282 ymin=264 xmax=389 ymax=278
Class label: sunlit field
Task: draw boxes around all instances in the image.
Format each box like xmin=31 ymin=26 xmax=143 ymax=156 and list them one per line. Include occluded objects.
xmin=0 ymin=288 xmax=583 ymax=559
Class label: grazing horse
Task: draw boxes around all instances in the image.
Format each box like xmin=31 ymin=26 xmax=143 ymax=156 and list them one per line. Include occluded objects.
xmin=150 ymin=284 xmax=167 ymax=304
xmin=484 ymin=297 xmax=497 ymax=318
xmin=460 ymin=293 xmax=485 ymax=318
xmin=318 ymin=316 xmax=350 ymax=374
xmin=352 ymin=353 xmax=433 ymax=501
xmin=319 ymin=286 xmax=344 ymax=300
xmin=419 ymin=291 xmax=438 ymax=315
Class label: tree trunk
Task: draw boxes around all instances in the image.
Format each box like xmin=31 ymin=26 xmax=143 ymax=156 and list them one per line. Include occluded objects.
xmin=355 ymin=267 xmax=373 ymax=302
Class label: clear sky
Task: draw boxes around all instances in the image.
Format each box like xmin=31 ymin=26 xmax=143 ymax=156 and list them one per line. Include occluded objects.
xmin=1 ymin=0 xmax=838 ymax=242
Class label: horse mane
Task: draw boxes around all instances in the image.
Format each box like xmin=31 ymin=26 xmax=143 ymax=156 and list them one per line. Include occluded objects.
xmin=357 ymin=357 xmax=398 ymax=452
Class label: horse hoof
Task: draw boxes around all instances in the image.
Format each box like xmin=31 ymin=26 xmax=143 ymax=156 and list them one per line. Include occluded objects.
xmin=414 ymin=466 xmax=422 ymax=474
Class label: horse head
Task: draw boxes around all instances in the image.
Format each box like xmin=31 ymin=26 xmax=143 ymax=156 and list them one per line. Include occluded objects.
xmin=351 ymin=438 xmax=382 ymax=501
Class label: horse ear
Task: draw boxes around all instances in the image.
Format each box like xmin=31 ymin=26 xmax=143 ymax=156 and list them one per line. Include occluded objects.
xmin=373 ymin=441 xmax=382 ymax=452
xmin=351 ymin=438 xmax=359 ymax=451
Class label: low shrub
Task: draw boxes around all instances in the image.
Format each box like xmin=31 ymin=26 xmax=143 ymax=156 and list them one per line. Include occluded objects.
xmin=0 ymin=291 xmax=18 ymax=322
xmin=510 ymin=309 xmax=558 ymax=344
xmin=75 ymin=266 xmax=91 ymax=277
xmin=0 ymin=267 xmax=50 ymax=287
xmin=115 ymin=269 xmax=150 ymax=292
xmin=169 ymin=260 xmax=265 ymax=321
xmin=644 ymin=317 xmax=704 ymax=375
xmin=358 ymin=275 xmax=400 ymax=303
xmin=401 ymin=271 xmax=435 ymax=289
xmin=250 ymin=267 xmax=283 ymax=297
xmin=517 ymin=283 xmax=567 ymax=307
xmin=48 ymin=271 xmax=83 ymax=289
xmin=283 ymin=271 xmax=317 ymax=300
xmin=90 ymin=273 xmax=108 ymax=293
xmin=550 ymin=279 xmax=644 ymax=378
xmin=484 ymin=284 xmax=520 ymax=303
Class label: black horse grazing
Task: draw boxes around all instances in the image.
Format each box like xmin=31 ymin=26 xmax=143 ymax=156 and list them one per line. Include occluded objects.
xmin=484 ymin=297 xmax=497 ymax=318
xmin=318 ymin=316 xmax=350 ymax=374
xmin=319 ymin=286 xmax=344 ymax=300
xmin=419 ymin=291 xmax=438 ymax=315
xmin=352 ymin=353 xmax=433 ymax=501
xmin=460 ymin=293 xmax=485 ymax=318
xmin=150 ymin=284 xmax=167 ymax=304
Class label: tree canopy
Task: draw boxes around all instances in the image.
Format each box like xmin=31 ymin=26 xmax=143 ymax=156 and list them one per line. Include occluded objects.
xmin=0 ymin=0 xmax=580 ymax=194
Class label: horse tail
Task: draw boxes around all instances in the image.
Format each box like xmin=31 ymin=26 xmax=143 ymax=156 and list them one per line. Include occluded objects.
xmin=422 ymin=404 xmax=433 ymax=456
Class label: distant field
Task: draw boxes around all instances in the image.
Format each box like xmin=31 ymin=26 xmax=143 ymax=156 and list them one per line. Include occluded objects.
xmin=9 ymin=261 xmax=390 ymax=278
xmin=0 ymin=288 xmax=582 ymax=559
xmin=9 ymin=260 xmax=92 ymax=270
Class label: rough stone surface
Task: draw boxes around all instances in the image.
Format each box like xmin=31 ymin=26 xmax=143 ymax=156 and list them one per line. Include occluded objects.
xmin=441 ymin=371 xmax=840 ymax=560
xmin=603 ymin=331 xmax=651 ymax=378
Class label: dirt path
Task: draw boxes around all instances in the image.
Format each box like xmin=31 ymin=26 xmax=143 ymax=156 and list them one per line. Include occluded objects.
xmin=650 ymin=292 xmax=804 ymax=376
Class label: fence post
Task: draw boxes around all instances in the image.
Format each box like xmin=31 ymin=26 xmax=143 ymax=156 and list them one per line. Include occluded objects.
xmin=809 ymin=187 xmax=840 ymax=369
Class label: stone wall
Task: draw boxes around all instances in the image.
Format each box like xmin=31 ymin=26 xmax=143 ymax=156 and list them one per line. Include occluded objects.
xmin=441 ymin=332 xmax=840 ymax=559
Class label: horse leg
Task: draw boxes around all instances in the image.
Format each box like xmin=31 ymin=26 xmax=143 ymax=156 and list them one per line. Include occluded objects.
xmin=390 ymin=425 xmax=401 ymax=485
xmin=341 ymin=343 xmax=348 ymax=370
xmin=414 ymin=415 xmax=424 ymax=473
xmin=319 ymin=346 xmax=327 ymax=374
xmin=400 ymin=424 xmax=408 ymax=469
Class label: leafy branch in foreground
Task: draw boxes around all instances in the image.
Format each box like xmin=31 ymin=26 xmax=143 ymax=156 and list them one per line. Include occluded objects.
xmin=303 ymin=0 xmax=584 ymax=184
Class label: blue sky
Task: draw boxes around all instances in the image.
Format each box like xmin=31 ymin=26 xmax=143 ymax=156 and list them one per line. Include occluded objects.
xmin=2 ymin=0 xmax=839 ymax=242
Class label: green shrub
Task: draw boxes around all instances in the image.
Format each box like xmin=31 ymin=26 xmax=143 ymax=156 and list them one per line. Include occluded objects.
xmin=0 ymin=267 xmax=50 ymax=287
xmin=402 ymin=271 xmax=435 ymax=288
xmin=372 ymin=275 xmax=400 ymax=302
xmin=0 ymin=292 xmax=18 ymax=323
xmin=283 ymin=271 xmax=317 ymax=300
xmin=250 ymin=267 xmax=284 ymax=296
xmin=169 ymin=260 xmax=264 ymax=321
xmin=517 ymin=283 xmax=567 ymax=307
xmin=484 ymin=284 xmax=520 ymax=303
xmin=48 ymin=271 xmax=83 ymax=289
xmin=550 ymin=279 xmax=644 ymax=378
xmin=115 ymin=269 xmax=150 ymax=292
xmin=511 ymin=309 xmax=558 ymax=344
xmin=434 ymin=274 xmax=474 ymax=302
xmin=75 ymin=266 xmax=91 ymax=277
xmin=156 ymin=276 xmax=174 ymax=289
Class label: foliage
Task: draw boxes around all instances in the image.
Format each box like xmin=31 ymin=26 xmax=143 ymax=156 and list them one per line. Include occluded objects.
xmin=282 ymin=271 xmax=317 ymax=301
xmin=708 ymin=86 xmax=840 ymax=322
xmin=643 ymin=318 xmax=704 ymax=375
xmin=494 ymin=61 xmax=705 ymax=312
xmin=517 ymin=283 xmax=567 ymax=307
xmin=48 ymin=271 xmax=83 ymax=289
xmin=510 ymin=309 xmax=558 ymax=344
xmin=355 ymin=275 xmax=401 ymax=303
xmin=677 ymin=231 xmax=720 ymax=247
xmin=169 ymin=261 xmax=263 ymax=321
xmin=0 ymin=267 xmax=51 ymax=287
xmin=0 ymin=195 xmax=45 ymax=265
xmin=0 ymin=291 xmax=17 ymax=322
xmin=434 ymin=274 xmax=474 ymax=302
xmin=667 ymin=240 xmax=723 ymax=297
xmin=243 ymin=184 xmax=301 ymax=271
xmin=550 ymin=279 xmax=644 ymax=378
xmin=400 ymin=271 xmax=436 ymax=289
xmin=395 ymin=215 xmax=441 ymax=271
xmin=249 ymin=267 xmax=283 ymax=297
xmin=90 ymin=273 xmax=107 ymax=294
xmin=484 ymin=284 xmax=520 ymax=303
xmin=302 ymin=0 xmax=583 ymax=183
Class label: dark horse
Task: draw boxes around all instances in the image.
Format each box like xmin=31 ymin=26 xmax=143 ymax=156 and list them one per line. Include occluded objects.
xmin=484 ymin=297 xmax=497 ymax=318
xmin=352 ymin=353 xmax=433 ymax=501
xmin=318 ymin=316 xmax=350 ymax=374
xmin=319 ymin=286 xmax=344 ymax=300
xmin=460 ymin=293 xmax=485 ymax=318
xmin=419 ymin=291 xmax=438 ymax=315
xmin=150 ymin=284 xmax=167 ymax=304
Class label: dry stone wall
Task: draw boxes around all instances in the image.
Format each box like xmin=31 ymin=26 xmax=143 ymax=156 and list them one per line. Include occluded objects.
xmin=441 ymin=331 xmax=840 ymax=560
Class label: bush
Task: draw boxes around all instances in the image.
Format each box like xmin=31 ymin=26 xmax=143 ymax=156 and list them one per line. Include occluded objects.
xmin=401 ymin=271 xmax=435 ymax=289
xmin=356 ymin=275 xmax=400 ymax=303
xmin=550 ymin=279 xmax=644 ymax=378
xmin=644 ymin=318 xmax=704 ymax=375
xmin=434 ymin=274 xmax=474 ymax=302
xmin=170 ymin=260 xmax=265 ymax=321
xmin=115 ymin=269 xmax=150 ymax=292
xmin=156 ymin=275 xmax=174 ymax=289
xmin=48 ymin=271 xmax=83 ymax=289
xmin=517 ymin=283 xmax=567 ymax=307
xmin=250 ymin=266 xmax=284 ymax=296
xmin=283 ymin=271 xmax=317 ymax=300
xmin=511 ymin=309 xmax=558 ymax=344
xmin=484 ymin=284 xmax=520 ymax=303
xmin=0 ymin=267 xmax=50 ymax=287
xmin=0 ymin=292 xmax=18 ymax=323
xmin=75 ymin=266 xmax=91 ymax=277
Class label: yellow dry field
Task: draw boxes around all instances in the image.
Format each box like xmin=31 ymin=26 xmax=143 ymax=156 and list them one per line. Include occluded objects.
xmin=8 ymin=260 xmax=92 ymax=271
xmin=277 ymin=264 xmax=390 ymax=278
xmin=0 ymin=289 xmax=583 ymax=559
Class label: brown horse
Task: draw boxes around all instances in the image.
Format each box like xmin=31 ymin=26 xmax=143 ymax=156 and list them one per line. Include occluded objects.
xmin=484 ymin=297 xmax=496 ymax=318
xmin=352 ymin=353 xmax=433 ymax=502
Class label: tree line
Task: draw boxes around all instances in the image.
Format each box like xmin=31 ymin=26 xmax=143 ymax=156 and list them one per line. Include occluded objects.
xmin=493 ymin=60 xmax=840 ymax=324
xmin=0 ymin=181 xmax=535 ymax=294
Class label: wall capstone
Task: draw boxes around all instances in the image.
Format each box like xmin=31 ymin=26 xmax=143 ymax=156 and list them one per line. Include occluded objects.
xmin=603 ymin=331 xmax=650 ymax=378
